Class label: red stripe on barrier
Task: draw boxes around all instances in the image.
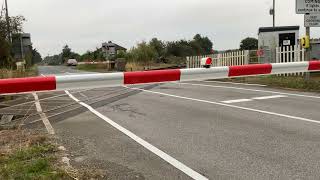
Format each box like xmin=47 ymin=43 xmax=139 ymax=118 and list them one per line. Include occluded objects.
xmin=124 ymin=69 xmax=181 ymax=84
xmin=308 ymin=61 xmax=320 ymax=71
xmin=0 ymin=76 xmax=56 ymax=94
xmin=228 ymin=64 xmax=272 ymax=77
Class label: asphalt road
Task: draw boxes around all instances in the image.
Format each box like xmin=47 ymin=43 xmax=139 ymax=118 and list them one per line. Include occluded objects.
xmin=2 ymin=65 xmax=320 ymax=179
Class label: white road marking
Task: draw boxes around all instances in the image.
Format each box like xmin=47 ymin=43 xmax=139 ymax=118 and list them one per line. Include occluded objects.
xmin=204 ymin=80 xmax=267 ymax=87
xmin=40 ymin=74 xmax=46 ymax=77
xmin=221 ymin=95 xmax=287 ymax=104
xmin=252 ymin=95 xmax=287 ymax=100
xmin=126 ymin=87 xmax=320 ymax=125
xmin=221 ymin=99 xmax=253 ymax=104
xmin=32 ymin=92 xmax=55 ymax=134
xmin=177 ymin=82 xmax=320 ymax=99
xmin=65 ymin=90 xmax=208 ymax=180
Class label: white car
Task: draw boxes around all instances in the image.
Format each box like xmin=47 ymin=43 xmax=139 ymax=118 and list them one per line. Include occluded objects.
xmin=67 ymin=59 xmax=78 ymax=66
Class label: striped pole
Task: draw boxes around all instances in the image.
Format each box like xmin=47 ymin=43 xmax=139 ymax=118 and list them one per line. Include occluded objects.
xmin=0 ymin=61 xmax=320 ymax=94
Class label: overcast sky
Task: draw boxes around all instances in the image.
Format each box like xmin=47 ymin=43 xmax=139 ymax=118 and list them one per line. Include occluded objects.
xmin=5 ymin=0 xmax=320 ymax=56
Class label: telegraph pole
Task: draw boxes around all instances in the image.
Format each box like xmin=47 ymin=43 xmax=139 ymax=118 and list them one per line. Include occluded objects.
xmin=5 ymin=0 xmax=11 ymax=42
xmin=273 ymin=0 xmax=275 ymax=27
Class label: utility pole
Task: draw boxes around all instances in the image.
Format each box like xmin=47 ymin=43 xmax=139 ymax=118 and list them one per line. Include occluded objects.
xmin=273 ymin=0 xmax=275 ymax=27
xmin=5 ymin=0 xmax=11 ymax=42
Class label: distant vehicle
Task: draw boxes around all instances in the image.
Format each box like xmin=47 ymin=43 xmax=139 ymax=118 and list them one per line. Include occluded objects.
xmin=67 ymin=59 xmax=78 ymax=66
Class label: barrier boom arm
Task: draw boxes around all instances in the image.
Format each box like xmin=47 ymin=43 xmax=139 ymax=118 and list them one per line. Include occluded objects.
xmin=1 ymin=61 xmax=320 ymax=94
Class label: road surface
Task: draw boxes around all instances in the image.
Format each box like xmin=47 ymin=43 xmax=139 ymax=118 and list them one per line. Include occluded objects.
xmin=1 ymin=65 xmax=320 ymax=179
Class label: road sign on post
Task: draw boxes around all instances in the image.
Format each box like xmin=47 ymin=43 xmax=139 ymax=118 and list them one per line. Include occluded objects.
xmin=305 ymin=14 xmax=320 ymax=27
xmin=296 ymin=0 xmax=320 ymax=14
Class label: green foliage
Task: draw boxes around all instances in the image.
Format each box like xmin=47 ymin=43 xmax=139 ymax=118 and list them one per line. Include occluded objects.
xmin=47 ymin=34 xmax=213 ymax=66
xmin=32 ymin=48 xmax=43 ymax=64
xmin=149 ymin=38 xmax=165 ymax=57
xmin=79 ymin=48 xmax=104 ymax=62
xmin=0 ymin=15 xmax=27 ymax=68
xmin=240 ymin=37 xmax=258 ymax=50
xmin=60 ymin=44 xmax=80 ymax=63
xmin=0 ymin=36 xmax=12 ymax=67
xmin=128 ymin=41 xmax=157 ymax=64
xmin=164 ymin=34 xmax=213 ymax=57
xmin=0 ymin=144 xmax=71 ymax=180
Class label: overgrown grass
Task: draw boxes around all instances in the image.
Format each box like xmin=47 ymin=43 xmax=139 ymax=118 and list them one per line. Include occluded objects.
xmin=125 ymin=62 xmax=178 ymax=71
xmin=0 ymin=65 xmax=38 ymax=79
xmin=0 ymin=143 xmax=72 ymax=180
xmin=221 ymin=74 xmax=320 ymax=92
xmin=76 ymin=64 xmax=109 ymax=72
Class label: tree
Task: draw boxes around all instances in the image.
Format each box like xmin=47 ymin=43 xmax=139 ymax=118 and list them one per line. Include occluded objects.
xmin=149 ymin=38 xmax=165 ymax=57
xmin=31 ymin=48 xmax=42 ymax=64
xmin=129 ymin=41 xmax=157 ymax=64
xmin=190 ymin=34 xmax=213 ymax=55
xmin=0 ymin=15 xmax=26 ymax=68
xmin=240 ymin=37 xmax=258 ymax=50
xmin=61 ymin=45 xmax=72 ymax=62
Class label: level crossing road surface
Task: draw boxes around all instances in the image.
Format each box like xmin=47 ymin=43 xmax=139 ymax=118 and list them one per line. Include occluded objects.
xmin=1 ymin=65 xmax=320 ymax=179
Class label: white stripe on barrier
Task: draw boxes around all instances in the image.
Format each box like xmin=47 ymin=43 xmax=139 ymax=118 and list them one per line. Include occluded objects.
xmin=271 ymin=61 xmax=309 ymax=74
xmin=56 ymin=73 xmax=124 ymax=90
xmin=180 ymin=66 xmax=229 ymax=81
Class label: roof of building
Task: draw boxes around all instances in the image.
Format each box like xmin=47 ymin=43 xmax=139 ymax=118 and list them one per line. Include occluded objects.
xmin=102 ymin=41 xmax=127 ymax=50
xmin=258 ymin=26 xmax=300 ymax=34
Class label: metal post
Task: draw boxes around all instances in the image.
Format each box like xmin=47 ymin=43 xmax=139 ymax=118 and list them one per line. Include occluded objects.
xmin=305 ymin=25 xmax=311 ymax=81
xmin=273 ymin=0 xmax=275 ymax=27
xmin=4 ymin=0 xmax=11 ymax=42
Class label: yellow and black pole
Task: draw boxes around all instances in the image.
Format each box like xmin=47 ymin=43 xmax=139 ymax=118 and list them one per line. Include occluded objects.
xmin=305 ymin=15 xmax=311 ymax=81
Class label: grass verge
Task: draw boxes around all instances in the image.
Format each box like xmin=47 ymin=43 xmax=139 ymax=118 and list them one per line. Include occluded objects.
xmin=0 ymin=65 xmax=38 ymax=79
xmin=125 ymin=62 xmax=178 ymax=71
xmin=0 ymin=129 xmax=73 ymax=180
xmin=219 ymin=73 xmax=320 ymax=92
xmin=0 ymin=128 xmax=106 ymax=179
xmin=76 ymin=64 xmax=109 ymax=73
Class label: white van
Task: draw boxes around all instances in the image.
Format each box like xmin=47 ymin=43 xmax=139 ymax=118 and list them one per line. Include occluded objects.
xmin=67 ymin=59 xmax=78 ymax=66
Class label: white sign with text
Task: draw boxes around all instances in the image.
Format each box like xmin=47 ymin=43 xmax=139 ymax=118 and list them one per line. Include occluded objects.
xmin=305 ymin=14 xmax=320 ymax=26
xmin=296 ymin=0 xmax=320 ymax=14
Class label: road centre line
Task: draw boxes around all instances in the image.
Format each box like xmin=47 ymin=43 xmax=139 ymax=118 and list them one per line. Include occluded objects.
xmin=204 ymin=81 xmax=267 ymax=87
xmin=64 ymin=90 xmax=208 ymax=180
xmin=176 ymin=82 xmax=320 ymax=99
xmin=252 ymin=95 xmax=287 ymax=100
xmin=125 ymin=86 xmax=320 ymax=125
xmin=221 ymin=99 xmax=253 ymax=104
xmin=222 ymin=95 xmax=287 ymax=104
xmin=32 ymin=92 xmax=55 ymax=134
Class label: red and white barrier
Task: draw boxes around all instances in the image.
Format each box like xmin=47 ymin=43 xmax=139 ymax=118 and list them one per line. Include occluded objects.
xmin=0 ymin=61 xmax=320 ymax=94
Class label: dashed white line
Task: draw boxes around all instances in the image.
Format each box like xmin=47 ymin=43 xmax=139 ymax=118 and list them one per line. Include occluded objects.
xmin=204 ymin=80 xmax=267 ymax=87
xmin=177 ymin=82 xmax=320 ymax=99
xmin=222 ymin=95 xmax=288 ymax=104
xmin=126 ymin=86 xmax=320 ymax=125
xmin=32 ymin=92 xmax=55 ymax=134
xmin=252 ymin=95 xmax=287 ymax=100
xmin=221 ymin=99 xmax=253 ymax=104
xmin=64 ymin=90 xmax=208 ymax=180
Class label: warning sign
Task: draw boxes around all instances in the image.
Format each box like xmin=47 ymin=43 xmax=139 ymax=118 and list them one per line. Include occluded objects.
xmin=296 ymin=0 xmax=320 ymax=14
xmin=305 ymin=14 xmax=320 ymax=26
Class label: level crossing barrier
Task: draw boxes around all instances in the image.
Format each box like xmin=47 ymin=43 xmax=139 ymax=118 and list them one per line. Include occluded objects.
xmin=0 ymin=61 xmax=319 ymax=94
